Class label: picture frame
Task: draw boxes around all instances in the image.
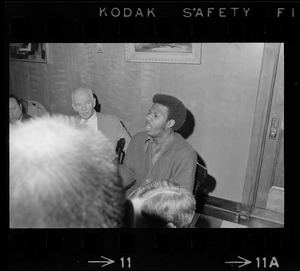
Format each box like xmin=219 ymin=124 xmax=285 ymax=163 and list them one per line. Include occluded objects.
xmin=125 ymin=43 xmax=202 ymax=64
xmin=9 ymin=43 xmax=50 ymax=63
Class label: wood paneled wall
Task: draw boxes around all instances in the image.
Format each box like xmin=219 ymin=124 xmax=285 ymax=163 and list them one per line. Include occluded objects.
xmin=9 ymin=43 xmax=264 ymax=202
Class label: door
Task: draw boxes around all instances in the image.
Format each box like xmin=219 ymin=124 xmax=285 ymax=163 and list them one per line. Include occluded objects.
xmin=240 ymin=43 xmax=284 ymax=226
xmin=254 ymin=43 xmax=284 ymax=212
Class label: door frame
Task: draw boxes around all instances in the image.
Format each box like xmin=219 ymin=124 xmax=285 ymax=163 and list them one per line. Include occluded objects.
xmin=240 ymin=43 xmax=282 ymax=221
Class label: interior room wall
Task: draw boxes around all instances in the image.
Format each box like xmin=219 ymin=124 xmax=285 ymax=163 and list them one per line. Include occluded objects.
xmin=9 ymin=43 xmax=265 ymax=203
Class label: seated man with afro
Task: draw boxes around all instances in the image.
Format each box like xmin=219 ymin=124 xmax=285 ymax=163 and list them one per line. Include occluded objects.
xmin=120 ymin=93 xmax=197 ymax=196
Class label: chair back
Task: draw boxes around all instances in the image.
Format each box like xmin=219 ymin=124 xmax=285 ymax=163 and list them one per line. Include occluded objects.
xmin=189 ymin=162 xmax=208 ymax=227
xmin=193 ymin=162 xmax=208 ymax=196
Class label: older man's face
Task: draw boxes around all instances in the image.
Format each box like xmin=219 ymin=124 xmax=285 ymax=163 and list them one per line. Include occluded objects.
xmin=72 ymin=90 xmax=95 ymax=120
xmin=9 ymin=98 xmax=23 ymax=124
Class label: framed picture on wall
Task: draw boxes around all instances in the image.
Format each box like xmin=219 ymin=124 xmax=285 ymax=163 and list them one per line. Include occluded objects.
xmin=125 ymin=43 xmax=202 ymax=64
xmin=9 ymin=43 xmax=50 ymax=63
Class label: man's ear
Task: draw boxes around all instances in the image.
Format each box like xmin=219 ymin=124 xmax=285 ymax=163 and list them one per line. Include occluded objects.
xmin=71 ymin=103 xmax=78 ymax=112
xmin=123 ymin=199 xmax=135 ymax=228
xmin=166 ymin=119 xmax=175 ymax=129
xmin=92 ymin=97 xmax=96 ymax=108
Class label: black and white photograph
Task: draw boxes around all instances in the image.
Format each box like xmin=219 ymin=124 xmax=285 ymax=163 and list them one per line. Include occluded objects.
xmin=9 ymin=43 xmax=284 ymax=229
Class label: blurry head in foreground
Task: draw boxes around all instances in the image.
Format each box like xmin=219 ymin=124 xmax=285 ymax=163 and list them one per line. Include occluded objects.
xmin=9 ymin=114 xmax=127 ymax=228
xmin=128 ymin=180 xmax=196 ymax=228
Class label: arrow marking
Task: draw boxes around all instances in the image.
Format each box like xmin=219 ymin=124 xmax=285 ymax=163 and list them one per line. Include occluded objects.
xmin=88 ymin=256 xmax=115 ymax=267
xmin=225 ymin=256 xmax=252 ymax=268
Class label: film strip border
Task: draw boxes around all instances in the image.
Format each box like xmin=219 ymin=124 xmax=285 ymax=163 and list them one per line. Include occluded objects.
xmin=5 ymin=1 xmax=300 ymax=270
xmin=9 ymin=229 xmax=298 ymax=269
xmin=5 ymin=2 xmax=300 ymax=41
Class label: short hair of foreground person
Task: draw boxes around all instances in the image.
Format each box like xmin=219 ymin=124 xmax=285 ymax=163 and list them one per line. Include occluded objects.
xmin=128 ymin=180 xmax=196 ymax=228
xmin=9 ymin=114 xmax=127 ymax=228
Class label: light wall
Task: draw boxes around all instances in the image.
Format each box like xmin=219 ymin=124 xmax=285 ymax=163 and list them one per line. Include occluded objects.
xmin=9 ymin=43 xmax=264 ymax=202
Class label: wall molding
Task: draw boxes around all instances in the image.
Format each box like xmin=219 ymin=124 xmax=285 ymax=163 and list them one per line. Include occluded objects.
xmin=199 ymin=195 xmax=241 ymax=224
xmin=199 ymin=195 xmax=284 ymax=228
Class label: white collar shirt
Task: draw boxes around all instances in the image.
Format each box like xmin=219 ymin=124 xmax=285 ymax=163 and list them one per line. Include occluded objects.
xmin=80 ymin=110 xmax=98 ymax=132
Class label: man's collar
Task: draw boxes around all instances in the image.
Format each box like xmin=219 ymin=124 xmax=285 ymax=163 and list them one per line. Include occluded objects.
xmin=13 ymin=114 xmax=23 ymax=124
xmin=143 ymin=136 xmax=153 ymax=152
xmin=143 ymin=133 xmax=175 ymax=153
xmin=89 ymin=110 xmax=97 ymax=122
xmin=81 ymin=110 xmax=97 ymax=123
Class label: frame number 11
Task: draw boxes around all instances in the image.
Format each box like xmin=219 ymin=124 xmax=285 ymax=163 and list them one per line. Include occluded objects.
xmin=120 ymin=257 xmax=131 ymax=268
